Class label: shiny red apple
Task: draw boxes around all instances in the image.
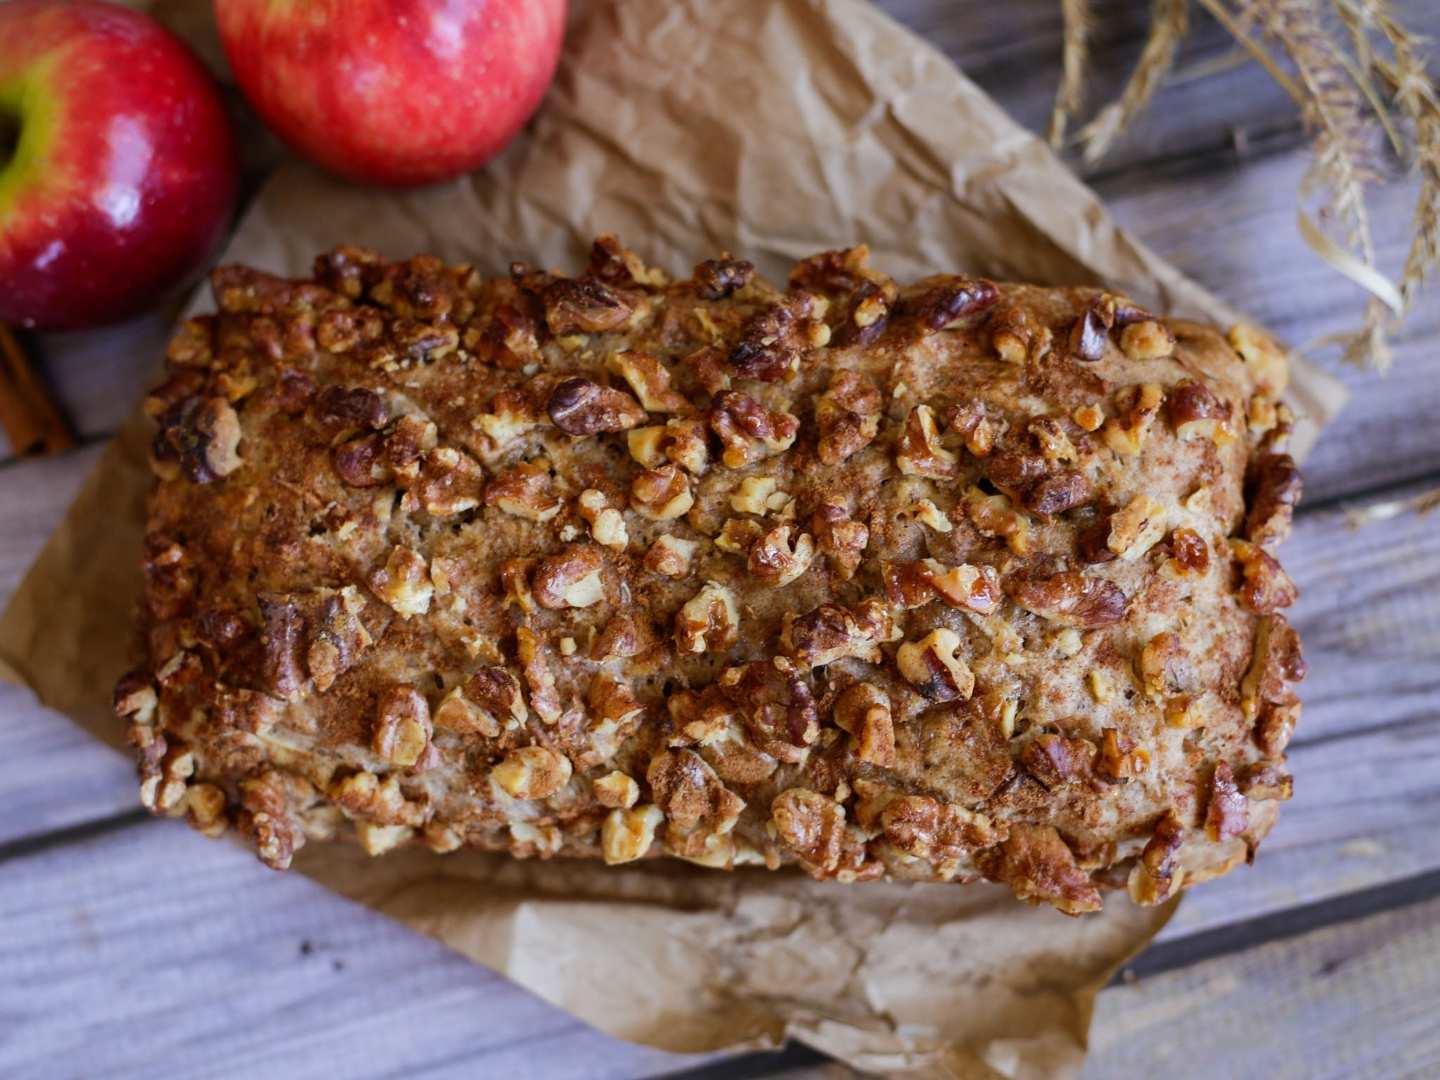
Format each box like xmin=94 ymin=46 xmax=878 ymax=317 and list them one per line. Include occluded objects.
xmin=215 ymin=0 xmax=567 ymax=188
xmin=0 ymin=1 xmax=238 ymax=332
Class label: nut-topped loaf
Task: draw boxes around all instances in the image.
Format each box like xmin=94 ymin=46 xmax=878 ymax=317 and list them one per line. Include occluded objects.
xmin=116 ymin=237 xmax=1306 ymax=913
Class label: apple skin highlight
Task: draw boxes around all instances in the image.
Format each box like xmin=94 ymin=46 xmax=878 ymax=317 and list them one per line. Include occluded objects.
xmin=0 ymin=1 xmax=238 ymax=331
xmin=215 ymin=0 xmax=567 ymax=188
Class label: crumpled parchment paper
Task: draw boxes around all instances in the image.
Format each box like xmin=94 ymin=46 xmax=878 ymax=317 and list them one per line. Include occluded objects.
xmin=0 ymin=0 xmax=1346 ymax=1075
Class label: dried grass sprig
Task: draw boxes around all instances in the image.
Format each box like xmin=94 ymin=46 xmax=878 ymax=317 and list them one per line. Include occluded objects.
xmin=1049 ymin=0 xmax=1094 ymax=147
xmin=1079 ymin=0 xmax=1190 ymax=163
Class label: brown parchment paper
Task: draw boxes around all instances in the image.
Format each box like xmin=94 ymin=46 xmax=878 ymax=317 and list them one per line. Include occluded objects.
xmin=1 ymin=0 xmax=1347 ymax=1075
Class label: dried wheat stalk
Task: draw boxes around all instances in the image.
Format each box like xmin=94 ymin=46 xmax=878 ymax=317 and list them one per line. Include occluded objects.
xmin=1051 ymin=0 xmax=1440 ymax=369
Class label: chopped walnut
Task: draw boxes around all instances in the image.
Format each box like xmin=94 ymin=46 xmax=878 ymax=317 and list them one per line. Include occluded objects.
xmin=880 ymin=794 xmax=1004 ymax=862
xmin=1023 ymin=732 xmax=1097 ymax=788
xmin=314 ymin=385 xmax=389 ymax=432
xmin=608 ymin=351 xmax=689 ymax=412
xmin=832 ymin=682 xmax=895 ymax=766
xmin=402 ymin=447 xmax=486 ymax=517
xmin=1005 ymin=570 xmax=1129 ymax=628
xmin=900 ymin=274 xmax=1000 ymax=330
xmin=1238 ymin=763 xmax=1294 ymax=801
xmin=1241 ymin=615 xmax=1306 ymax=743
xmin=945 ymin=399 xmax=1009 ymax=458
xmin=1163 ymin=528 xmax=1211 ymax=579
xmin=1230 ymin=539 xmax=1298 ymax=613
xmin=601 ymin=804 xmax=664 ymax=864
xmin=542 ymin=276 xmax=632 ymax=335
xmin=783 ymin=599 xmax=893 ymax=667
xmin=1096 ymin=728 xmax=1150 ymax=782
xmin=770 ymin=788 xmax=870 ymax=879
xmin=644 ymin=534 xmax=699 ymax=577
xmin=989 ymin=303 xmax=1052 ymax=363
xmin=1127 ymin=811 xmax=1186 ymax=905
xmin=1119 ymin=320 xmax=1175 ymax=360
xmin=715 ymin=517 xmax=765 ymax=554
xmin=1101 ymin=383 xmax=1164 ymax=456
xmin=485 ymin=460 xmax=563 ymax=522
xmin=593 ymin=770 xmax=640 ymax=809
xmin=466 ymin=666 xmax=529 ymax=727
xmin=896 ymin=628 xmax=975 ymax=702
xmin=516 ymin=627 xmax=562 ymax=724
xmin=1068 ymin=296 xmax=1116 ymax=361
xmin=1107 ymin=494 xmax=1167 ymax=560
xmin=492 ymin=745 xmax=573 ymax=800
xmin=433 ymin=685 xmax=502 ymax=738
xmin=577 ymin=489 xmax=629 ymax=551
xmin=184 ymin=782 xmax=228 ymax=838
xmin=647 ymin=749 xmax=746 ymax=859
xmin=238 ymin=771 xmax=300 ymax=870
xmin=589 ymin=234 xmax=669 ymax=289
xmin=895 ymin=404 xmax=958 ymax=478
xmin=788 ymin=245 xmax=892 ymax=295
xmin=963 ymin=487 xmax=1032 ymax=554
xmin=547 ymin=377 xmax=646 ymax=435
xmin=882 ymin=559 xmax=1000 ymax=614
xmin=1205 ymin=762 xmax=1249 ymax=841
xmin=1072 ymin=403 xmax=1104 ymax=432
xmin=1029 ymin=416 xmax=1079 ymax=463
xmin=357 ymin=821 xmax=414 ymax=856
xmin=1166 ymin=380 xmax=1230 ymax=441
xmin=815 ymin=370 xmax=882 ymax=464
xmin=630 ymin=463 xmax=694 ymax=520
xmin=626 ymin=425 xmax=666 ymax=468
xmin=1138 ymin=631 xmax=1190 ymax=699
xmin=728 ymin=296 xmax=821 ymax=381
xmin=370 ymin=546 xmax=433 ymax=618
xmin=747 ymin=525 xmax=815 ymax=587
xmin=693 ymin=254 xmax=755 ymax=299
xmin=1245 ymin=453 xmax=1302 ymax=547
xmin=152 ymin=395 xmax=244 ymax=483
xmin=531 ymin=544 xmax=607 ymax=609
xmin=729 ymin=475 xmax=782 ymax=515
xmin=372 ymin=686 xmax=432 ymax=767
xmin=1228 ymin=323 xmax=1290 ymax=396
xmin=508 ymin=822 xmax=563 ymax=859
xmin=979 ymin=824 xmax=1102 ymax=914
xmin=709 ymin=391 xmax=799 ymax=468
xmin=473 ymin=389 xmax=542 ymax=451
xmin=811 ymin=499 xmax=869 ymax=579
xmin=675 ymin=581 xmax=740 ymax=654
xmin=662 ymin=417 xmax=710 ymax=474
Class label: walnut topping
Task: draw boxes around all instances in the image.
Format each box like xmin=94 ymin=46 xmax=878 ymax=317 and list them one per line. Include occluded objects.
xmin=1119 ymin=319 xmax=1176 ymax=360
xmin=626 ymin=425 xmax=666 ymax=468
xmin=882 ymin=559 xmax=1001 ymax=614
xmin=1166 ymin=380 xmax=1230 ymax=440
xmin=238 ymin=771 xmax=300 ymax=870
xmin=314 ymin=385 xmax=389 ymax=432
xmin=1022 ymin=732 xmax=1097 ymax=789
xmin=576 ymin=489 xmax=629 ymax=550
xmin=1029 ymin=416 xmax=1079 ymax=463
xmin=709 ymin=391 xmax=799 ymax=468
xmin=1245 ymin=453 xmax=1302 ymax=547
xmin=676 ymin=581 xmax=740 ymax=654
xmin=832 ymin=682 xmax=896 ymax=766
xmin=1107 ymin=494 xmax=1167 ymax=560
xmin=1231 ymin=539 xmax=1298 ymax=613
xmin=492 ymin=745 xmax=573 ymax=800
xmin=372 ymin=686 xmax=431 ymax=767
xmin=945 ymin=399 xmax=1008 ymax=457
xmin=546 ymin=377 xmax=646 ymax=435
xmin=901 ymin=274 xmax=1001 ymax=329
xmin=1238 ymin=763 xmax=1294 ymax=801
xmin=1228 ymin=323 xmax=1290 ymax=396
xmin=630 ymin=463 xmax=694 ymax=520
xmin=402 ymin=447 xmax=486 ymax=517
xmin=1096 ymin=728 xmax=1149 ymax=782
xmin=728 ymin=297 xmax=816 ymax=381
xmin=963 ymin=487 xmax=1032 ymax=554
xmin=720 ymin=661 xmax=819 ymax=761
xmin=880 ymin=794 xmax=1004 ymax=861
xmin=542 ymin=277 xmax=632 ymax=335
xmin=433 ymin=685 xmax=501 ymax=738
xmin=783 ymin=599 xmax=893 ymax=667
xmin=530 ymin=544 xmax=607 ymax=609
xmin=485 ymin=460 xmax=563 ymax=522
xmin=989 ymin=303 xmax=1052 ymax=363
xmin=1138 ymin=630 xmax=1190 ymax=699
xmin=601 ymin=804 xmax=664 ymax=864
xmin=474 ymin=389 xmax=542 ymax=451
xmin=587 ymin=771 xmax=639 ymax=811
xmin=184 ymin=782 xmax=228 ymax=838
xmin=516 ymin=627 xmax=562 ymax=724
xmin=747 ymin=525 xmax=815 ymax=587
xmin=1007 ymin=569 xmax=1129 ymax=628
xmin=895 ymin=404 xmax=958 ymax=478
xmin=633 ymin=536 xmax=694 ymax=581
xmin=788 ymin=244 xmax=890 ymax=295
xmin=815 ymin=370 xmax=882 ymax=464
xmin=153 ymin=395 xmax=244 ymax=483
xmin=1101 ymin=383 xmax=1164 ymax=456
xmin=1068 ymin=296 xmax=1116 ymax=361
xmin=715 ymin=517 xmax=765 ymax=554
xmin=1242 ymin=614 xmax=1306 ymax=744
xmin=1128 ymin=811 xmax=1186 ymax=905
xmin=896 ymin=628 xmax=975 ymax=702
xmin=370 ymin=546 xmax=433 ymax=618
xmin=811 ymin=499 xmax=869 ymax=579
xmin=729 ymin=475 xmax=783 ymax=515
xmin=770 ymin=788 xmax=869 ymax=879
xmin=693 ymin=254 xmax=755 ymax=299
xmin=589 ymin=233 xmax=668 ymax=289
xmin=609 ymin=351 xmax=689 ymax=413
xmin=1205 ymin=762 xmax=1249 ymax=841
xmin=1164 ymin=528 xmax=1211 ymax=579
xmin=648 ymin=749 xmax=746 ymax=856
xmin=662 ymin=417 xmax=710 ymax=474
xmin=980 ymin=824 xmax=1102 ymax=914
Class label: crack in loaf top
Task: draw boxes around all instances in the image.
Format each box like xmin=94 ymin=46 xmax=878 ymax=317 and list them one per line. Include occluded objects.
xmin=115 ymin=234 xmax=1306 ymax=914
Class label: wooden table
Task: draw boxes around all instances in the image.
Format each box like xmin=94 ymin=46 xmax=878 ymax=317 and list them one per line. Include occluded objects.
xmin=4 ymin=3 xmax=1438 ymax=1076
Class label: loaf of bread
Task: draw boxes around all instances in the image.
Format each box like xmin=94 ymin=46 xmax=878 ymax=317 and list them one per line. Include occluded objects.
xmin=116 ymin=237 xmax=1306 ymax=913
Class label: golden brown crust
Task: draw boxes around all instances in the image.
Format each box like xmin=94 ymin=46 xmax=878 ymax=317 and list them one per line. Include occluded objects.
xmin=116 ymin=237 xmax=1304 ymax=913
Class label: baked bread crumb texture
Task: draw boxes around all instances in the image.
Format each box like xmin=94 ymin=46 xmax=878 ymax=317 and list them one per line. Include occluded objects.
xmin=116 ymin=237 xmax=1306 ymax=914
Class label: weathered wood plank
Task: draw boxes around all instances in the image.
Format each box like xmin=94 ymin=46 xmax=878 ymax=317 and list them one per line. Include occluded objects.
xmin=1086 ymin=891 xmax=1440 ymax=1078
xmin=0 ymin=819 xmax=703 ymax=1080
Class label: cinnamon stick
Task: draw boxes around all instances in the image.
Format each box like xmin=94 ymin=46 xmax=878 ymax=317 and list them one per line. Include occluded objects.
xmin=0 ymin=324 xmax=74 ymax=456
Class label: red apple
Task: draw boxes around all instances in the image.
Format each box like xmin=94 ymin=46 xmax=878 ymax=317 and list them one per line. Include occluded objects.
xmin=215 ymin=0 xmax=566 ymax=188
xmin=0 ymin=2 xmax=238 ymax=332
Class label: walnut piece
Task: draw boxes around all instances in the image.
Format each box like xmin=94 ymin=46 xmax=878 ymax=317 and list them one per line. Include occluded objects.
xmin=645 ymin=534 xmax=699 ymax=577
xmin=492 ymin=745 xmax=573 ymax=800
xmin=896 ymin=628 xmax=975 ymax=702
xmin=630 ymin=463 xmax=694 ymax=521
xmin=1119 ymin=320 xmax=1175 ymax=361
xmin=816 ymin=370 xmax=882 ymax=464
xmin=1107 ymin=494 xmax=1167 ymax=560
xmin=1101 ymin=383 xmax=1164 ymax=456
xmin=485 ymin=460 xmax=563 ymax=522
xmin=593 ymin=770 xmax=640 ymax=809
xmin=895 ymin=404 xmax=958 ymax=478
xmin=1166 ymin=380 xmax=1230 ymax=441
xmin=1004 ymin=570 xmax=1129 ymax=628
xmin=770 ymin=788 xmax=870 ymax=879
xmin=989 ymin=303 xmax=1052 ymax=363
xmin=747 ymin=525 xmax=816 ymax=587
xmin=601 ymin=804 xmax=664 ymax=864
xmin=1245 ymin=453 xmax=1303 ymax=547
xmin=1127 ymin=811 xmax=1186 ymax=905
xmin=1231 ymin=539 xmax=1298 ymax=613
xmin=547 ymin=377 xmax=646 ymax=435
xmin=1205 ymin=762 xmax=1249 ymax=841
xmin=709 ymin=392 xmax=798 ymax=468
xmin=832 ymin=682 xmax=896 ymax=766
xmin=370 ymin=547 xmax=433 ymax=618
xmin=676 ymin=581 xmax=740 ymax=654
xmin=979 ymin=824 xmax=1102 ymax=914
xmin=372 ymin=686 xmax=432 ymax=767
xmin=543 ymin=277 xmax=632 ymax=335
xmin=531 ymin=544 xmax=607 ymax=610
xmin=609 ymin=351 xmax=689 ymax=413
